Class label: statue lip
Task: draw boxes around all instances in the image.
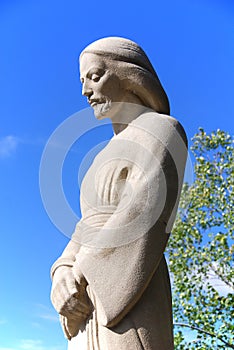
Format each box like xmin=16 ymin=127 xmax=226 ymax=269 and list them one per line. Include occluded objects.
xmin=89 ymin=99 xmax=102 ymax=107
xmin=88 ymin=99 xmax=98 ymax=106
xmin=91 ymin=102 xmax=98 ymax=107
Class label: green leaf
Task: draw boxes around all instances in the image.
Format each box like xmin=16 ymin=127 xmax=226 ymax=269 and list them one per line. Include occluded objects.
xmin=168 ymin=128 xmax=234 ymax=348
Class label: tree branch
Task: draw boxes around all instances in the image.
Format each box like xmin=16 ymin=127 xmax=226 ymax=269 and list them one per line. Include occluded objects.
xmin=174 ymin=323 xmax=234 ymax=349
xmin=210 ymin=263 xmax=233 ymax=288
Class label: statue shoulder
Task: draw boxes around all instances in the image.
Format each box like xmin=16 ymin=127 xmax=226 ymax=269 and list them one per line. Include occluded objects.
xmin=132 ymin=112 xmax=188 ymax=147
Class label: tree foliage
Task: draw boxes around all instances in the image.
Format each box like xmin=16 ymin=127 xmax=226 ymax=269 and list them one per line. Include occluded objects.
xmin=168 ymin=128 xmax=234 ymax=349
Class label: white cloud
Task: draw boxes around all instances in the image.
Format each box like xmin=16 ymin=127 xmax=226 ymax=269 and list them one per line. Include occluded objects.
xmin=0 ymin=339 xmax=64 ymax=350
xmin=35 ymin=303 xmax=59 ymax=323
xmin=20 ymin=339 xmax=64 ymax=350
xmin=38 ymin=313 xmax=59 ymax=322
xmin=206 ymin=267 xmax=233 ymax=296
xmin=0 ymin=318 xmax=7 ymax=325
xmin=169 ymin=267 xmax=233 ymax=300
xmin=19 ymin=340 xmax=40 ymax=350
xmin=0 ymin=135 xmax=19 ymax=158
xmin=19 ymin=339 xmax=46 ymax=350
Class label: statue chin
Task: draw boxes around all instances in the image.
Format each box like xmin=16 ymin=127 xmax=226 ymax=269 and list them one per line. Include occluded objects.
xmin=93 ymin=101 xmax=112 ymax=120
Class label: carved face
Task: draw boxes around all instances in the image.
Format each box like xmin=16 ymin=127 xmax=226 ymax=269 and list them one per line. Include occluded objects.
xmin=79 ymin=53 xmax=126 ymax=119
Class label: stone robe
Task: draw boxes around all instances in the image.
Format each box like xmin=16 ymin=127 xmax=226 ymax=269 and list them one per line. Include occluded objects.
xmin=65 ymin=111 xmax=187 ymax=349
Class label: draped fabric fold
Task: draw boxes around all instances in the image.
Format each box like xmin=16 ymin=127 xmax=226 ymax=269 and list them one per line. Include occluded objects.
xmin=65 ymin=112 xmax=187 ymax=349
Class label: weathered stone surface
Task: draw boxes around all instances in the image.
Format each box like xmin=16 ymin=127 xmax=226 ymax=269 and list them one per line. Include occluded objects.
xmin=51 ymin=37 xmax=187 ymax=349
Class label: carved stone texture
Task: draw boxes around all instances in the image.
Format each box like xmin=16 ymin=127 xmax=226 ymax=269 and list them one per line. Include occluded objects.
xmin=51 ymin=37 xmax=187 ymax=350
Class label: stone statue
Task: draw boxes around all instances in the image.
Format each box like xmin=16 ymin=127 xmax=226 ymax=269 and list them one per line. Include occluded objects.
xmin=50 ymin=37 xmax=187 ymax=349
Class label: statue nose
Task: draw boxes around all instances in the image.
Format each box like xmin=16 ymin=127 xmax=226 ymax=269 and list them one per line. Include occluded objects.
xmin=82 ymin=81 xmax=93 ymax=98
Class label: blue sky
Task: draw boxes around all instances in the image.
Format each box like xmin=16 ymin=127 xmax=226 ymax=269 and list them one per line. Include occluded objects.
xmin=0 ymin=0 xmax=233 ymax=349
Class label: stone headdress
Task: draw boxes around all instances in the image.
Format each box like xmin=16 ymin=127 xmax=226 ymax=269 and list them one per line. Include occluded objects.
xmin=80 ymin=37 xmax=170 ymax=115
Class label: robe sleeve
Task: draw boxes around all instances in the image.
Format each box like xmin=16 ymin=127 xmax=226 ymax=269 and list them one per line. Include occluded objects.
xmin=73 ymin=112 xmax=187 ymax=327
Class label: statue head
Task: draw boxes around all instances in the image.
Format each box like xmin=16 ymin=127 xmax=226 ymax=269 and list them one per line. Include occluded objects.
xmin=79 ymin=37 xmax=170 ymax=119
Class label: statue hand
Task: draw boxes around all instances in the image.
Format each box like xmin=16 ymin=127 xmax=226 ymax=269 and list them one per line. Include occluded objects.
xmin=59 ymin=314 xmax=81 ymax=340
xmin=51 ymin=265 xmax=92 ymax=320
xmin=51 ymin=266 xmax=80 ymax=318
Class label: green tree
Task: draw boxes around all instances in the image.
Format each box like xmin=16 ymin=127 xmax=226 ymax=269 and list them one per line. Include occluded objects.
xmin=167 ymin=128 xmax=234 ymax=349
